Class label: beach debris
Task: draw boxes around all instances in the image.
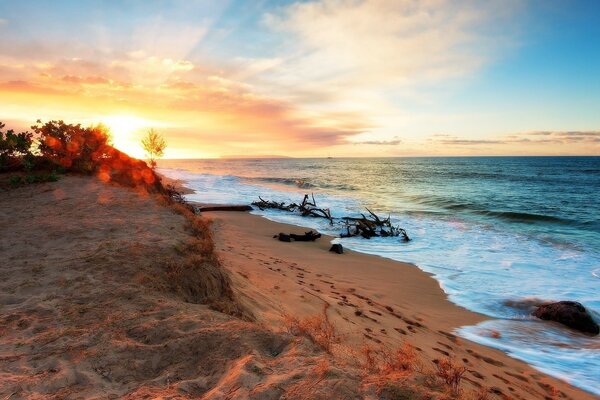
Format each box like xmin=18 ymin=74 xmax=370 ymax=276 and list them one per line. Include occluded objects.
xmin=198 ymin=205 xmax=253 ymax=212
xmin=253 ymin=194 xmax=333 ymax=224
xmin=341 ymin=208 xmax=410 ymax=241
xmin=329 ymin=244 xmax=344 ymax=254
xmin=276 ymin=233 xmax=292 ymax=242
xmin=165 ymin=184 xmax=198 ymax=214
xmin=533 ymin=301 xmax=599 ymax=335
xmin=165 ymin=184 xmax=187 ymax=204
xmin=275 ymin=230 xmax=322 ymax=242
xmin=254 ymin=194 xmax=410 ymax=241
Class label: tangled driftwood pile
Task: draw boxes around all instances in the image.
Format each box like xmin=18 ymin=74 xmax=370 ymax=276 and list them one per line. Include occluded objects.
xmin=253 ymin=194 xmax=410 ymax=242
xmin=253 ymin=194 xmax=333 ymax=223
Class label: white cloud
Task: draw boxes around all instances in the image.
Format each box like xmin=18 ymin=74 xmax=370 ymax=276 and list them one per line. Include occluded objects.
xmin=266 ymin=0 xmax=519 ymax=90
xmin=256 ymin=0 xmax=521 ymax=141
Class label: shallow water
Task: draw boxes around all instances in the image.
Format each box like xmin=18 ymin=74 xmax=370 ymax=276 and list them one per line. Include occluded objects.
xmin=159 ymin=156 xmax=600 ymax=395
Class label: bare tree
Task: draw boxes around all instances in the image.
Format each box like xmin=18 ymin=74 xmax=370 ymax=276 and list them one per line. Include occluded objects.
xmin=141 ymin=128 xmax=167 ymax=168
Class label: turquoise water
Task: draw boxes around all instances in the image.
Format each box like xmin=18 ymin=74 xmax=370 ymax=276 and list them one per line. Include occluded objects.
xmin=159 ymin=156 xmax=600 ymax=395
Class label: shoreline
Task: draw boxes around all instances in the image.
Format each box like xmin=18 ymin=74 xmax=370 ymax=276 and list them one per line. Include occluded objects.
xmin=201 ymin=206 xmax=596 ymax=399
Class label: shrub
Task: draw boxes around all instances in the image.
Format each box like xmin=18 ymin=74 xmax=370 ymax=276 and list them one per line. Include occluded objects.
xmin=283 ymin=307 xmax=339 ymax=352
xmin=9 ymin=175 xmax=23 ymax=186
xmin=0 ymin=122 xmax=34 ymax=171
xmin=359 ymin=342 xmax=419 ymax=381
xmin=32 ymin=120 xmax=112 ymax=173
xmin=381 ymin=342 xmax=418 ymax=374
xmin=434 ymin=357 xmax=467 ymax=396
xmin=8 ymin=172 xmax=60 ymax=187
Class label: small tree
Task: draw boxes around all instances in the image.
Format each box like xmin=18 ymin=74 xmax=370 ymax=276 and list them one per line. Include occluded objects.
xmin=0 ymin=122 xmax=34 ymax=171
xmin=141 ymin=128 xmax=167 ymax=168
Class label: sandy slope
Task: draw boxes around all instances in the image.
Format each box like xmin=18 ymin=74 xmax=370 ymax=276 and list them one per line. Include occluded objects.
xmin=209 ymin=210 xmax=597 ymax=400
xmin=0 ymin=176 xmax=365 ymax=399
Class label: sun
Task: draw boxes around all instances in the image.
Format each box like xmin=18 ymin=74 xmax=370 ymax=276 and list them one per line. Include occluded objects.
xmin=101 ymin=115 xmax=154 ymax=158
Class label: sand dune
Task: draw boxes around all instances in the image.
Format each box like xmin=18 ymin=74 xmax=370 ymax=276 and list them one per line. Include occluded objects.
xmin=0 ymin=176 xmax=363 ymax=399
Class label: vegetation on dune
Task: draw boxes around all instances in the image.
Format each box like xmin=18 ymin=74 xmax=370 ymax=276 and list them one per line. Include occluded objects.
xmin=0 ymin=122 xmax=34 ymax=172
xmin=0 ymin=119 xmax=164 ymax=192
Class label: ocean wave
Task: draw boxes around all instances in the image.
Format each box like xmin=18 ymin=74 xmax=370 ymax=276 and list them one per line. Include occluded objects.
xmin=245 ymin=176 xmax=316 ymax=189
xmin=243 ymin=176 xmax=360 ymax=192
xmin=482 ymin=211 xmax=570 ymax=224
xmin=406 ymin=196 xmax=572 ymax=224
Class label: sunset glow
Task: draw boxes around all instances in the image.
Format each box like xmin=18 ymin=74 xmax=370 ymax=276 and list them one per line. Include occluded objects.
xmin=101 ymin=115 xmax=161 ymax=159
xmin=0 ymin=1 xmax=598 ymax=157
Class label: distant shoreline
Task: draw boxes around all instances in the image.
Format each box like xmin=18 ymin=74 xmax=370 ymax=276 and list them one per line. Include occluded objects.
xmin=158 ymin=154 xmax=600 ymax=162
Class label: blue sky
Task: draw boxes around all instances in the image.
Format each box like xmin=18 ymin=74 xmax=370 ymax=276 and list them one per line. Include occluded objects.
xmin=0 ymin=0 xmax=598 ymax=157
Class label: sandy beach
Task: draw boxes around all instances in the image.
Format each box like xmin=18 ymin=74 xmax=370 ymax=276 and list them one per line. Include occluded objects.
xmin=208 ymin=211 xmax=598 ymax=400
xmin=0 ymin=175 xmax=596 ymax=399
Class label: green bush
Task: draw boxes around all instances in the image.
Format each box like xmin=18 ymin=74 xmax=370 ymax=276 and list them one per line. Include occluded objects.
xmin=0 ymin=122 xmax=34 ymax=171
xmin=9 ymin=176 xmax=23 ymax=186
xmin=8 ymin=172 xmax=60 ymax=187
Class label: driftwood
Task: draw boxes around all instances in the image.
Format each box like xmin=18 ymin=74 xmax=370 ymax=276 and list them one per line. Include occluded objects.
xmin=165 ymin=184 xmax=186 ymax=204
xmin=274 ymin=230 xmax=322 ymax=242
xmin=254 ymin=194 xmax=410 ymax=242
xmin=342 ymin=208 xmax=410 ymax=241
xmin=254 ymin=194 xmax=333 ymax=224
xmin=198 ymin=205 xmax=253 ymax=212
xmin=165 ymin=184 xmax=198 ymax=214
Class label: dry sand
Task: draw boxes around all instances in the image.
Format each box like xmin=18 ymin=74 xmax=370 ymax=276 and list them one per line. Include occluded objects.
xmin=208 ymin=210 xmax=598 ymax=400
xmin=0 ymin=175 xmax=596 ymax=399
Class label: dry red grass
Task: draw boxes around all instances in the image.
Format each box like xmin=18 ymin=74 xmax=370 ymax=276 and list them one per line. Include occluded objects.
xmin=434 ymin=356 xmax=468 ymax=396
xmin=283 ymin=307 xmax=339 ymax=352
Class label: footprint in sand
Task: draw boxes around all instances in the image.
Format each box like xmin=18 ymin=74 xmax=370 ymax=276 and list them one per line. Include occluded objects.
xmin=436 ymin=341 xmax=453 ymax=351
xmin=505 ymin=371 xmax=529 ymax=383
xmin=469 ymin=370 xmax=484 ymax=379
xmin=432 ymin=347 xmax=450 ymax=357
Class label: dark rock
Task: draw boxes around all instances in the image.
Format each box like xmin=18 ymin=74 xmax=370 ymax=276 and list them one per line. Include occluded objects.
xmin=277 ymin=233 xmax=292 ymax=242
xmin=329 ymin=244 xmax=343 ymax=254
xmin=533 ymin=301 xmax=599 ymax=335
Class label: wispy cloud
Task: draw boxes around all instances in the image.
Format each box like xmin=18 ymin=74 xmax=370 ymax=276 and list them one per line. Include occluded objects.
xmin=352 ymin=137 xmax=402 ymax=146
xmin=435 ymin=131 xmax=600 ymax=146
xmin=427 ymin=131 xmax=600 ymax=155
xmin=263 ymin=0 xmax=518 ymax=96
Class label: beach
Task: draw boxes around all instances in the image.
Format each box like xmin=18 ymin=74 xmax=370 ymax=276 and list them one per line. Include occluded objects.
xmin=209 ymin=210 xmax=597 ymax=400
xmin=0 ymin=174 xmax=596 ymax=399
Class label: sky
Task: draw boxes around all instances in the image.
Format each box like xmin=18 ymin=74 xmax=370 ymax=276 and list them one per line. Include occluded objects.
xmin=0 ymin=0 xmax=599 ymax=158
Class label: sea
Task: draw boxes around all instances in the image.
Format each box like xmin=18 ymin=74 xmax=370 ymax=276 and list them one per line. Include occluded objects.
xmin=158 ymin=156 xmax=600 ymax=395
